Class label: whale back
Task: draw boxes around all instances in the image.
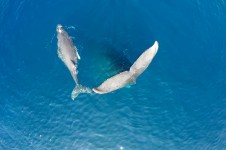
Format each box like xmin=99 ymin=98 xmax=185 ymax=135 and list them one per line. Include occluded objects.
xmin=57 ymin=26 xmax=78 ymax=64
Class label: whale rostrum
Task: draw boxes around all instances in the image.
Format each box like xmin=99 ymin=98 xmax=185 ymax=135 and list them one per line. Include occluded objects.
xmin=93 ymin=41 xmax=159 ymax=94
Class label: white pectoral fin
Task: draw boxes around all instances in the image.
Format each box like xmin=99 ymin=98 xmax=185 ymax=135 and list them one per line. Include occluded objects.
xmin=129 ymin=41 xmax=159 ymax=77
xmin=74 ymin=47 xmax=81 ymax=60
xmin=93 ymin=71 xmax=133 ymax=94
xmin=77 ymin=51 xmax=81 ymax=60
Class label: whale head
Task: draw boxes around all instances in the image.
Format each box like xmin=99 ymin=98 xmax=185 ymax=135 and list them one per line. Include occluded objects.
xmin=57 ymin=24 xmax=63 ymax=33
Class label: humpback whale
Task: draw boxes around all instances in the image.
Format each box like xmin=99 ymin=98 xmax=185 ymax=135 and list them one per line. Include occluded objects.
xmin=56 ymin=24 xmax=91 ymax=100
xmin=93 ymin=41 xmax=159 ymax=94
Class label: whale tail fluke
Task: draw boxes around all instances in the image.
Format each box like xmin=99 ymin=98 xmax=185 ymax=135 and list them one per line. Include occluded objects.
xmin=71 ymin=84 xmax=92 ymax=100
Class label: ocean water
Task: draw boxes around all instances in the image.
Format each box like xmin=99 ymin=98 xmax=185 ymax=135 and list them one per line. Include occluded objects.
xmin=0 ymin=0 xmax=226 ymax=149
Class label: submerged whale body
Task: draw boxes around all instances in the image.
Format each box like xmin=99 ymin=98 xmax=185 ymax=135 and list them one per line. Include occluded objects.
xmin=93 ymin=41 xmax=159 ymax=94
xmin=103 ymin=44 xmax=132 ymax=70
xmin=56 ymin=24 xmax=91 ymax=100
xmin=97 ymin=43 xmax=132 ymax=80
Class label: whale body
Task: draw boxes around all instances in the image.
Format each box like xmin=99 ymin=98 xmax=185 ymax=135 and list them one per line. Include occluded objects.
xmin=56 ymin=24 xmax=91 ymax=100
xmin=93 ymin=41 xmax=159 ymax=94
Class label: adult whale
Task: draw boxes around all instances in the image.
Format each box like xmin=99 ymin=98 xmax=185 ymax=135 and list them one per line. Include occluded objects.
xmin=56 ymin=24 xmax=91 ymax=100
xmin=93 ymin=41 xmax=159 ymax=94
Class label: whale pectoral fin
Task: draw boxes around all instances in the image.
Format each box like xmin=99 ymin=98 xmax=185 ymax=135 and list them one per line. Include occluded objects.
xmin=74 ymin=47 xmax=81 ymax=60
xmin=129 ymin=79 xmax=136 ymax=85
xmin=76 ymin=51 xmax=81 ymax=60
xmin=125 ymin=78 xmax=136 ymax=88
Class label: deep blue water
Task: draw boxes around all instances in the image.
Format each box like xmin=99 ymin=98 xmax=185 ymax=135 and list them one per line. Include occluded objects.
xmin=1 ymin=0 xmax=226 ymax=149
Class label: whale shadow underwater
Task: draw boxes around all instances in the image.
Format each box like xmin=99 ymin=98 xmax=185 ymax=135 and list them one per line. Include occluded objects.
xmin=95 ymin=42 xmax=133 ymax=81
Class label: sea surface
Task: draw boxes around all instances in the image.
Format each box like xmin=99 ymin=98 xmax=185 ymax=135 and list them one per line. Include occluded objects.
xmin=0 ymin=0 xmax=226 ymax=149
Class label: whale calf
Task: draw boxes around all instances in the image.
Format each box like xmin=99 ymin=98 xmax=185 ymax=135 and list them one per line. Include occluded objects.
xmin=56 ymin=24 xmax=91 ymax=100
xmin=93 ymin=41 xmax=159 ymax=94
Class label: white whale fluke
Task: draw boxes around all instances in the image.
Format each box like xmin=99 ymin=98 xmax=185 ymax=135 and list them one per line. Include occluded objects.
xmin=56 ymin=24 xmax=92 ymax=100
xmin=93 ymin=41 xmax=159 ymax=94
